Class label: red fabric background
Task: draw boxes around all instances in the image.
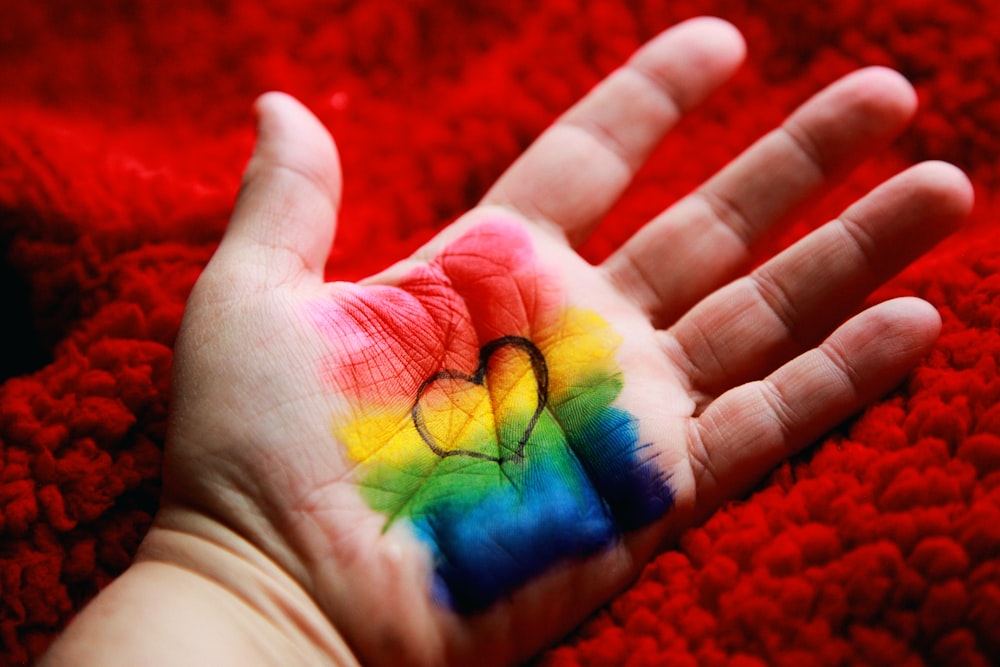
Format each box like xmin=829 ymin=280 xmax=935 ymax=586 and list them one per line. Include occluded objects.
xmin=1 ymin=1 xmax=998 ymax=665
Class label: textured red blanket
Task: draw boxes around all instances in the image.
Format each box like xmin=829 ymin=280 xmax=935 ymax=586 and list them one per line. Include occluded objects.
xmin=1 ymin=2 xmax=998 ymax=665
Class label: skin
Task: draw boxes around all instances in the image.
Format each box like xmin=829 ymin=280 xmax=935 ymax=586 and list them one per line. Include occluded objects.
xmin=40 ymin=17 xmax=973 ymax=667
xmin=324 ymin=219 xmax=676 ymax=613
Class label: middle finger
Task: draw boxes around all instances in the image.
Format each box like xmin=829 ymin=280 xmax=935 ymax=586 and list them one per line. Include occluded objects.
xmin=602 ymin=67 xmax=917 ymax=327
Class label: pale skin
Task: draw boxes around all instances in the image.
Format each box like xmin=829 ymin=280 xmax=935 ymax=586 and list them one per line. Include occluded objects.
xmin=40 ymin=17 xmax=973 ymax=667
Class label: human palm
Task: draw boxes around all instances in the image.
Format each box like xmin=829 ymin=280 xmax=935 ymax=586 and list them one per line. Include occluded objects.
xmin=146 ymin=18 xmax=972 ymax=667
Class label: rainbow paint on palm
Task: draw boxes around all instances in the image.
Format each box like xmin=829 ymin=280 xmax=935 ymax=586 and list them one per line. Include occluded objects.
xmin=322 ymin=219 xmax=673 ymax=612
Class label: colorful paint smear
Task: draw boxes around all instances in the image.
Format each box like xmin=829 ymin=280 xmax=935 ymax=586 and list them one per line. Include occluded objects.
xmin=319 ymin=219 xmax=673 ymax=612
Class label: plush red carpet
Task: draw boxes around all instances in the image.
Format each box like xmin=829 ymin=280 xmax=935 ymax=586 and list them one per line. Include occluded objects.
xmin=1 ymin=1 xmax=999 ymax=665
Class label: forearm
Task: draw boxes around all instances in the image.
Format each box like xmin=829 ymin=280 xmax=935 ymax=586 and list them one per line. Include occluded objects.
xmin=39 ymin=514 xmax=360 ymax=667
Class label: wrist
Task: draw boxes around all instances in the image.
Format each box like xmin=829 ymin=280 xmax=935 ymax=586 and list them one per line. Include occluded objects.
xmin=40 ymin=505 xmax=359 ymax=667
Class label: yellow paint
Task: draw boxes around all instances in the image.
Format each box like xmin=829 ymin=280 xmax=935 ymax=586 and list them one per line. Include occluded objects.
xmin=538 ymin=307 xmax=620 ymax=402
xmin=338 ymin=306 xmax=621 ymax=469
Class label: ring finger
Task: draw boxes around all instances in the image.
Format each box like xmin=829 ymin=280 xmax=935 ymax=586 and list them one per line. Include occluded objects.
xmin=660 ymin=161 xmax=973 ymax=403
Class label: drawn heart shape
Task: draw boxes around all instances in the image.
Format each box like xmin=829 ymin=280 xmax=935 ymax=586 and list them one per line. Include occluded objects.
xmin=412 ymin=336 xmax=549 ymax=463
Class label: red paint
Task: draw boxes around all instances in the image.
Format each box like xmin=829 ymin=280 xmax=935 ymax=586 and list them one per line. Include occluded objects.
xmin=322 ymin=281 xmax=474 ymax=400
xmin=322 ymin=221 xmax=562 ymax=400
xmin=428 ymin=222 xmax=559 ymax=343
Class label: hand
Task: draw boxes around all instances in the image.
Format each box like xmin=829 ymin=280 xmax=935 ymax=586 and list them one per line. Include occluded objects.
xmin=41 ymin=17 xmax=973 ymax=667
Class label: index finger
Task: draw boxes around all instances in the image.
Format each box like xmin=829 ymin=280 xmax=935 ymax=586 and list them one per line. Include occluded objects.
xmin=481 ymin=17 xmax=746 ymax=246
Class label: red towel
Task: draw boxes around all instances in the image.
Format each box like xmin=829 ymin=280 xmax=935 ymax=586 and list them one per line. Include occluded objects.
xmin=1 ymin=2 xmax=997 ymax=665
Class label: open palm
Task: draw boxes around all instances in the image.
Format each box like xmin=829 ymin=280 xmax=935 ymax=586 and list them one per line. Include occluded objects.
xmin=117 ymin=18 xmax=973 ymax=667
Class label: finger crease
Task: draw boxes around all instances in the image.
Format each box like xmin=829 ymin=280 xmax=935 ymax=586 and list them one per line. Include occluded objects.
xmin=819 ymin=338 xmax=863 ymax=401
xmin=779 ymin=122 xmax=829 ymax=181
xmin=688 ymin=419 xmax=721 ymax=496
xmin=759 ymin=379 xmax=797 ymax=446
xmin=696 ymin=187 xmax=757 ymax=248
xmin=626 ymin=60 xmax=687 ymax=116
xmin=835 ymin=214 xmax=880 ymax=273
xmin=669 ymin=316 xmax=729 ymax=394
xmin=561 ymin=115 xmax=642 ymax=175
xmin=654 ymin=330 xmax=698 ymax=396
xmin=268 ymin=161 xmax=334 ymax=200
xmin=750 ymin=271 xmax=802 ymax=344
xmin=486 ymin=193 xmax=569 ymax=240
xmin=610 ymin=246 xmax=669 ymax=320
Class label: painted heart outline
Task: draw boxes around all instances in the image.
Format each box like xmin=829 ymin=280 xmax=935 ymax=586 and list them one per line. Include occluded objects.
xmin=411 ymin=336 xmax=549 ymax=463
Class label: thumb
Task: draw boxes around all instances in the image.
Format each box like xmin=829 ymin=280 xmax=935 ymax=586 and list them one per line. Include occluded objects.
xmin=218 ymin=92 xmax=343 ymax=285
